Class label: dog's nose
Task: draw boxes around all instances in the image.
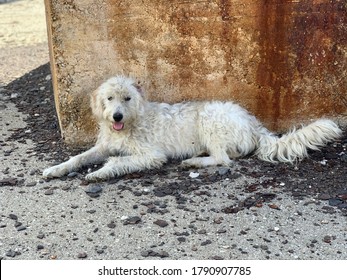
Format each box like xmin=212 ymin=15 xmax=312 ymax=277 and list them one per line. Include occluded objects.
xmin=113 ymin=112 xmax=123 ymax=122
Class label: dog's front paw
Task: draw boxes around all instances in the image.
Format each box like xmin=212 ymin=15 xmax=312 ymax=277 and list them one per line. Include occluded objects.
xmin=85 ymin=168 xmax=114 ymax=182
xmin=43 ymin=164 xmax=69 ymax=178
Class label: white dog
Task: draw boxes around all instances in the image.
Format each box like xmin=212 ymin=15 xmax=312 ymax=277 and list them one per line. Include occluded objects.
xmin=43 ymin=76 xmax=342 ymax=181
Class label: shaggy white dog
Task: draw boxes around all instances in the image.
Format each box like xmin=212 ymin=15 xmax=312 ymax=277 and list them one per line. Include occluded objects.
xmin=43 ymin=76 xmax=342 ymax=181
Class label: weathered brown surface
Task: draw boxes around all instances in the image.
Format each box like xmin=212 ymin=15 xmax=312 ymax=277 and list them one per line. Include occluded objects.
xmin=45 ymin=0 xmax=347 ymax=146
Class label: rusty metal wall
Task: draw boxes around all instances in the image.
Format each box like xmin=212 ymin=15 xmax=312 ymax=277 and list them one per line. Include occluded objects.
xmin=45 ymin=0 xmax=347 ymax=146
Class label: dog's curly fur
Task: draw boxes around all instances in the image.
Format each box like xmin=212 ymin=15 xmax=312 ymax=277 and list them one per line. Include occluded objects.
xmin=43 ymin=76 xmax=342 ymax=181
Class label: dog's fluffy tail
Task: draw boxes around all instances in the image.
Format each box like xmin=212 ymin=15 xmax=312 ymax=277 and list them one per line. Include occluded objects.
xmin=255 ymin=119 xmax=342 ymax=163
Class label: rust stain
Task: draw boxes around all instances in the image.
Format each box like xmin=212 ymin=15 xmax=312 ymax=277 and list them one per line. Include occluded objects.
xmin=256 ymin=0 xmax=297 ymax=129
xmin=218 ymin=0 xmax=237 ymax=83
xmin=289 ymin=0 xmax=347 ymax=116
xmin=256 ymin=0 xmax=347 ymax=129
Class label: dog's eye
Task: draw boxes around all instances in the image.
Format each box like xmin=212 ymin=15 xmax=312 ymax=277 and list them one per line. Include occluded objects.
xmin=107 ymin=96 xmax=113 ymax=101
xmin=124 ymin=97 xmax=131 ymax=101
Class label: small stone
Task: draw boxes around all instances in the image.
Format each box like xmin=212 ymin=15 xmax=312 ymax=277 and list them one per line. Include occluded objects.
xmin=328 ymin=198 xmax=343 ymax=206
xmin=189 ymin=172 xmax=200 ymax=178
xmin=337 ymin=193 xmax=347 ymax=200
xmin=337 ymin=203 xmax=347 ymax=209
xmin=269 ymin=204 xmax=280 ymax=210
xmin=14 ymin=221 xmax=22 ymax=227
xmin=16 ymin=225 xmax=27 ymax=231
xmin=8 ymin=214 xmax=18 ymax=220
xmin=6 ymin=250 xmax=17 ymax=258
xmin=77 ymin=252 xmax=87 ymax=259
xmin=37 ymin=233 xmax=45 ymax=239
xmin=0 ymin=178 xmax=18 ymax=186
xmin=158 ymin=250 xmax=169 ymax=258
xmin=26 ymin=181 xmax=37 ymax=187
xmin=61 ymin=185 xmax=71 ymax=191
xmin=37 ymin=244 xmax=44 ymax=250
xmin=107 ymin=222 xmax=116 ymax=228
xmin=143 ymin=188 xmax=150 ymax=194
xmin=218 ymin=167 xmax=230 ymax=176
xmin=318 ymin=193 xmax=331 ymax=200
xmin=10 ymin=93 xmax=18 ymax=99
xmin=201 ymin=240 xmax=212 ymax=246
xmin=153 ymin=219 xmax=169 ymax=227
xmin=85 ymin=185 xmax=102 ymax=198
xmin=177 ymin=237 xmax=186 ymax=242
xmin=44 ymin=189 xmax=54 ymax=195
xmin=211 ymin=256 xmax=224 ymax=260
xmin=323 ymin=235 xmax=332 ymax=243
xmin=123 ymin=216 xmax=141 ymax=225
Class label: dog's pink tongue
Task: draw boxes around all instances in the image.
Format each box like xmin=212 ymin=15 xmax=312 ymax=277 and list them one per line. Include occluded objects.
xmin=112 ymin=122 xmax=124 ymax=131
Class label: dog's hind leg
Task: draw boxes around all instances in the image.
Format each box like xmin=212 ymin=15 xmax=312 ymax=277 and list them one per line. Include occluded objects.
xmin=43 ymin=145 xmax=109 ymax=178
xmin=181 ymin=150 xmax=232 ymax=168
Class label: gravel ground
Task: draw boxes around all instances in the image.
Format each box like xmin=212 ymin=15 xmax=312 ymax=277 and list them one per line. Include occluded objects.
xmin=1 ymin=0 xmax=347 ymax=260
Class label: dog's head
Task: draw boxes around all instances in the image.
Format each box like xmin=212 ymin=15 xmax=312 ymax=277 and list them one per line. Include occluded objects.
xmin=91 ymin=76 xmax=145 ymax=131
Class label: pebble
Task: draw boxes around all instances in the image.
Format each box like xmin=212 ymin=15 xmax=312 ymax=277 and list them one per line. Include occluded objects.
xmin=318 ymin=193 xmax=331 ymax=200
xmin=153 ymin=219 xmax=169 ymax=228
xmin=26 ymin=181 xmax=37 ymax=187
xmin=85 ymin=185 xmax=102 ymax=198
xmin=0 ymin=178 xmax=18 ymax=186
xmin=323 ymin=235 xmax=332 ymax=243
xmin=107 ymin=222 xmax=116 ymax=228
xmin=210 ymin=256 xmax=224 ymax=260
xmin=16 ymin=225 xmax=27 ymax=231
xmin=189 ymin=172 xmax=200 ymax=178
xmin=141 ymin=250 xmax=169 ymax=258
xmin=77 ymin=252 xmax=88 ymax=259
xmin=328 ymin=198 xmax=343 ymax=206
xmin=218 ymin=167 xmax=230 ymax=176
xmin=177 ymin=237 xmax=186 ymax=242
xmin=8 ymin=214 xmax=18 ymax=220
xmin=337 ymin=203 xmax=347 ymax=209
xmin=44 ymin=189 xmax=54 ymax=195
xmin=123 ymin=216 xmax=141 ymax=225
xmin=201 ymin=240 xmax=212 ymax=246
xmin=10 ymin=93 xmax=18 ymax=99
xmin=14 ymin=221 xmax=22 ymax=227
xmin=6 ymin=250 xmax=20 ymax=258
xmin=37 ymin=233 xmax=45 ymax=239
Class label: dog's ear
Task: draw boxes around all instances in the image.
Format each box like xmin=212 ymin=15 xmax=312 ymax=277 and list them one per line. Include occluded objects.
xmin=90 ymin=89 xmax=104 ymax=120
xmin=132 ymin=82 xmax=144 ymax=97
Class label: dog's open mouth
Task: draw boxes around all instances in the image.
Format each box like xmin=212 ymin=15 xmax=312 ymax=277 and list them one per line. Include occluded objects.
xmin=112 ymin=122 xmax=124 ymax=131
